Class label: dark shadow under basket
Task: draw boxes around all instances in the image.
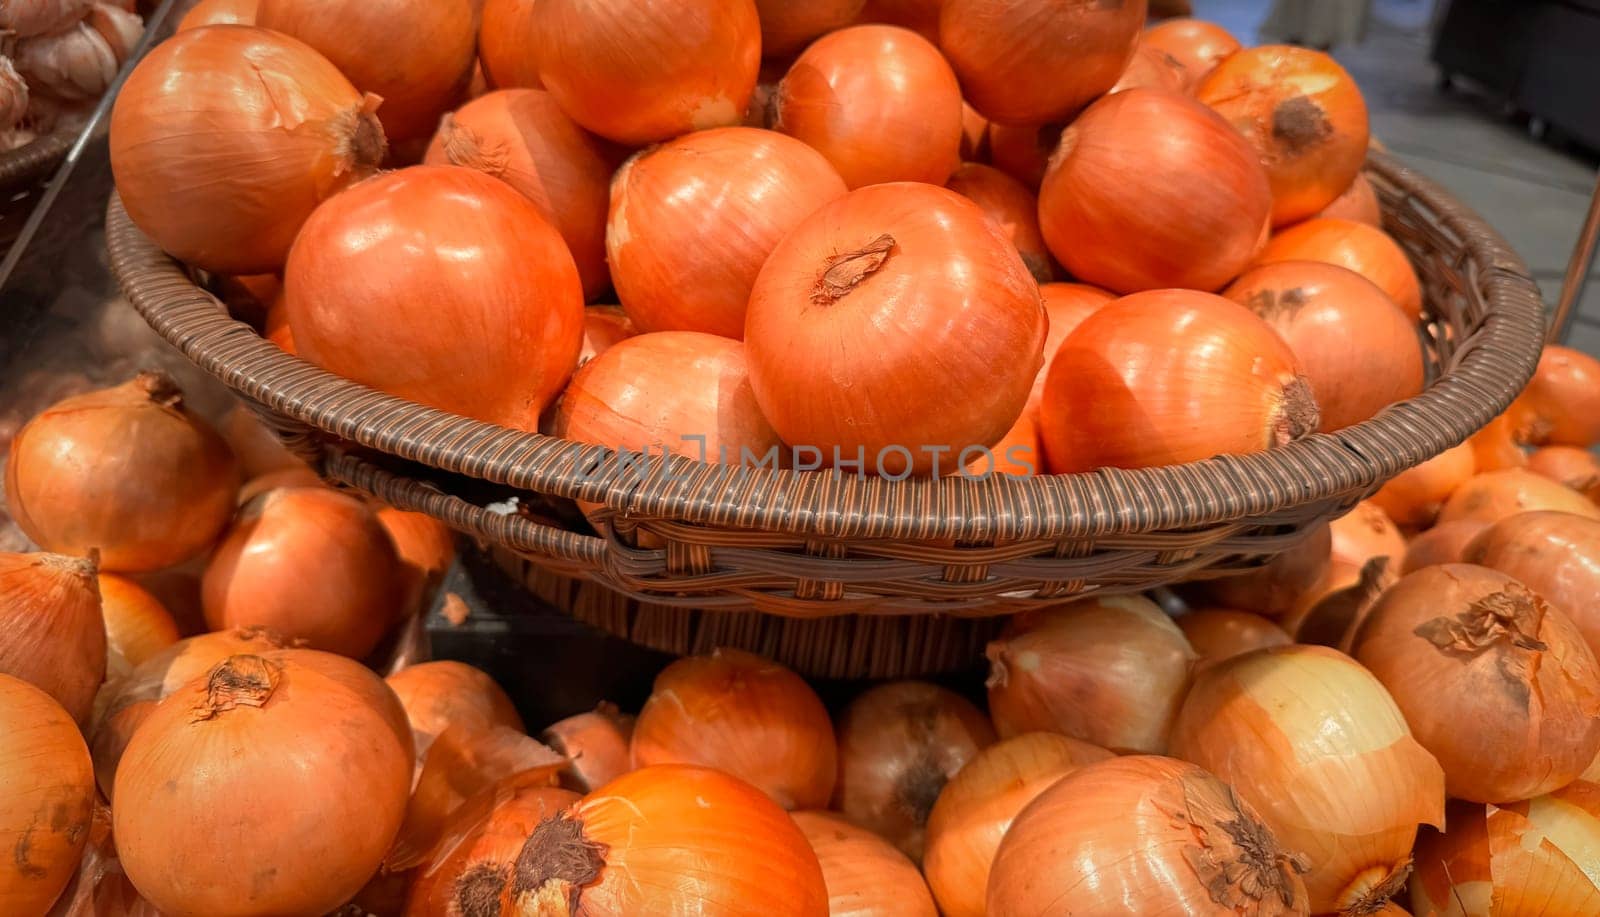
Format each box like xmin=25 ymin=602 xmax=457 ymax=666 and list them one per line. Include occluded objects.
xmin=0 ymin=131 xmax=73 ymax=255
xmin=105 ymin=151 xmax=1547 ymax=678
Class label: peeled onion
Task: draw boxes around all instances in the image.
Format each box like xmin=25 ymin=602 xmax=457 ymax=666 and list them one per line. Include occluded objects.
xmin=1528 ymin=445 xmax=1600 ymax=501
xmin=0 ymin=674 xmax=96 ymax=916
xmin=945 ymin=162 xmax=1053 ymax=283
xmin=755 ymin=0 xmax=866 ymax=57
xmin=1371 ymin=442 xmax=1477 ymax=526
xmin=1512 ymin=344 xmax=1600 ymax=448
xmin=1403 ymin=519 xmax=1491 ymax=574
xmin=1438 ymin=468 xmax=1600 ymax=526
xmin=1256 ymin=217 xmax=1423 ymax=316
xmin=541 ymin=703 xmax=635 ymax=794
xmin=99 ymin=573 xmax=180 ymax=679
xmin=1142 ymin=17 xmax=1241 ymax=84
xmin=792 ymin=810 xmax=937 ymax=917
xmin=176 ymin=0 xmax=256 ymax=30
xmin=478 ymin=0 xmax=542 ymax=89
xmin=1206 ymin=523 xmax=1332 ymax=616
xmin=1463 ymin=511 xmax=1600 ymax=661
xmin=1318 ymin=172 xmax=1384 ymax=226
xmin=0 ymin=552 xmax=105 ymax=726
xmin=386 ymin=660 xmax=523 ymax=770
xmin=1176 ymin=608 xmax=1291 ymax=668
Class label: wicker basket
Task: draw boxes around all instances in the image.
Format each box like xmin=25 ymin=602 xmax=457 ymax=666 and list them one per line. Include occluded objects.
xmin=0 ymin=131 xmax=73 ymax=255
xmin=105 ymin=151 xmax=1547 ymax=678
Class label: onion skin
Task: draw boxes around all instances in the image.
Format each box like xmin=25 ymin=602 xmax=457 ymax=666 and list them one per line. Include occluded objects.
xmin=0 ymin=552 xmax=105 ymax=726
xmin=1438 ymin=468 xmax=1600 ymax=526
xmin=531 ymin=0 xmax=760 ymax=145
xmin=1206 ymin=523 xmax=1332 ymax=617
xmin=1529 ymin=446 xmax=1600 ymax=502
xmin=0 ymin=675 xmax=96 ymax=917
xmin=1463 ymin=511 xmax=1600 ymax=662
xmin=1350 ymin=564 xmax=1600 ymax=803
xmin=577 ymin=306 xmax=637 ymax=368
xmin=478 ymin=0 xmax=542 ymax=89
xmin=1030 ymin=282 xmax=1116 ymax=411
xmin=176 ymin=0 xmax=256 ymax=30
xmin=945 ymin=162 xmax=1053 ymax=283
xmin=1110 ymin=43 xmax=1189 ymax=95
xmin=1177 ymin=608 xmax=1290 ymax=669
xmin=987 ymin=755 xmax=1311 ymax=917
xmin=541 ymin=703 xmax=635 ymax=794
xmin=1142 ymin=17 xmax=1241 ymax=85
xmin=607 ymin=127 xmax=848 ymax=337
xmin=774 ymin=25 xmax=963 ymax=188
xmin=792 ymin=810 xmax=937 ymax=917
xmin=386 ymin=660 xmax=524 ymax=771
xmin=922 ymin=732 xmax=1112 ymax=917
xmin=109 ymin=26 xmax=386 ymax=274
xmin=756 ymin=0 xmax=867 ymax=57
xmin=285 ymin=165 xmax=585 ymax=433
xmin=1256 ymin=217 xmax=1423 ymax=317
xmin=1513 ymin=345 xmax=1600 ymax=449
xmin=1318 ymin=172 xmax=1383 ymax=226
xmin=1372 ymin=442 xmax=1477 ymax=527
xmin=1403 ymin=520 xmax=1491 ymax=574
xmin=376 ymin=507 xmax=456 ymax=617
xmin=98 ymin=573 xmax=180 ymax=678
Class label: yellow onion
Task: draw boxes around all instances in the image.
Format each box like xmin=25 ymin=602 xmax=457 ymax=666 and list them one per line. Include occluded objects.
xmin=0 ymin=674 xmax=96 ymax=916
xmin=541 ymin=703 xmax=635 ymax=794
xmin=0 ymin=552 xmax=105 ymax=725
xmin=375 ymin=507 xmax=456 ymax=618
xmin=1170 ymin=644 xmax=1445 ymax=913
xmin=1371 ymin=442 xmax=1477 ymax=527
xmin=1293 ymin=556 xmax=1397 ymax=651
xmin=1206 ymin=523 xmax=1332 ymax=616
xmin=385 ymin=660 xmax=524 ymax=771
xmin=792 ymin=810 xmax=937 ymax=917
xmin=1461 ymin=511 xmax=1600 ymax=661
xmin=986 ymin=594 xmax=1196 ymax=753
xmin=1176 ymin=607 xmax=1291 ymax=669
xmin=1403 ymin=519 xmax=1492 ymax=574
xmin=1331 ymin=499 xmax=1408 ymax=569
xmin=1438 ymin=468 xmax=1600 ymax=526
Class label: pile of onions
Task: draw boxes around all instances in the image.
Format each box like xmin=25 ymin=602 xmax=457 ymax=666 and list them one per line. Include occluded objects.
xmin=792 ymin=810 xmax=937 ymax=917
xmin=1170 ymin=644 xmax=1445 ymax=913
xmin=1037 ymin=89 xmax=1272 ymax=293
xmin=110 ymin=26 xmax=386 ymax=273
xmin=1371 ymin=442 xmax=1477 ymax=526
xmin=385 ymin=661 xmax=524 ymax=770
xmin=922 ymin=733 xmax=1111 ymax=917
xmin=1529 ymin=446 xmax=1600 ymax=501
xmin=1197 ymin=45 xmax=1370 ymax=226
xmin=1176 ymin=608 xmax=1290 ymax=668
xmin=833 ymin=681 xmax=996 ymax=861
xmin=1256 ymin=217 xmax=1424 ymax=316
xmin=1437 ymin=468 xmax=1600 ymax=526
xmin=531 ymin=0 xmax=759 ymax=144
xmin=1207 ymin=523 xmax=1332 ymax=616
xmin=1349 ymin=564 xmax=1600 ymax=803
xmin=756 ymin=0 xmax=866 ymax=57
xmin=1039 ymin=290 xmax=1319 ymax=472
xmin=986 ymin=595 xmax=1196 ymax=753
xmin=606 ymin=127 xmax=847 ymax=337
xmin=0 ymin=552 xmax=105 ymax=725
xmin=1331 ymin=500 xmax=1407 ymax=569
xmin=986 ymin=121 xmax=1062 ymax=191
xmin=5 ymin=372 xmax=239 ymax=572
xmin=478 ymin=0 xmax=542 ymax=90
xmin=630 ymin=649 xmax=835 ymax=810
xmin=1463 ymin=511 xmax=1600 ymax=658
xmin=114 ymin=650 xmax=413 ymax=916
xmin=202 ymin=486 xmax=404 ymax=659
xmin=508 ymin=764 xmax=827 ymax=913
xmin=541 ymin=703 xmax=636 ymax=793
xmin=1319 ymin=173 xmax=1383 ymax=226
xmin=176 ymin=0 xmax=257 ymax=30
xmin=1142 ymin=17 xmax=1242 ymax=85
xmin=99 ymin=573 xmax=180 ymax=679
xmin=946 ymin=162 xmax=1053 ymax=283
xmin=1512 ymin=345 xmax=1600 ymax=448
xmin=987 ymin=755 xmax=1311 ymax=916
xmin=0 ymin=675 xmax=96 ymax=916
xmin=1403 ymin=519 xmax=1491 ymax=573
xmin=1224 ymin=261 xmax=1422 ymax=431
xmin=284 ymin=165 xmax=584 ymax=433
xmin=424 ymin=89 xmax=614 ymax=300
xmin=745 ymin=183 xmax=1045 ymax=476
xmin=376 ymin=507 xmax=457 ymax=616
xmin=938 ymin=0 xmax=1143 ymax=124
xmin=773 ymin=25 xmax=962 ymax=188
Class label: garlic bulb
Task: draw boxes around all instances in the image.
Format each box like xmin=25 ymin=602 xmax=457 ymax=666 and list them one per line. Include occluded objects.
xmin=0 ymin=58 xmax=28 ymax=130
xmin=13 ymin=3 xmax=143 ymax=102
xmin=0 ymin=0 xmax=97 ymax=38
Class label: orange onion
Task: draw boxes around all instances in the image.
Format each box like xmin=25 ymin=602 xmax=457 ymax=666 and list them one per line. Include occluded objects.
xmin=386 ymin=660 xmax=524 ymax=770
xmin=0 ymin=552 xmax=105 ymax=725
xmin=109 ymin=26 xmax=385 ymax=273
xmin=1438 ymin=468 xmax=1600 ymax=526
xmin=0 ymin=675 xmax=96 ymax=916
xmin=1176 ymin=608 xmax=1291 ymax=668
xmin=1331 ymin=500 xmax=1407 ymax=569
xmin=176 ymin=0 xmax=256 ymax=30
xmin=424 ymin=89 xmax=613 ymax=301
xmin=986 ymin=594 xmax=1196 ymax=753
xmin=1463 ymin=511 xmax=1600 ymax=660
xmin=607 ymin=127 xmax=848 ymax=337
xmin=938 ymin=0 xmax=1144 ymax=125
xmin=833 ymin=681 xmax=996 ymax=862
xmin=262 ymin=295 xmax=296 ymax=354
xmin=1030 ymin=282 xmax=1116 ymax=410
xmin=217 ymin=403 xmax=304 ymax=480
xmin=1206 ymin=523 xmax=1333 ymax=616
xmin=1513 ymin=345 xmax=1600 ymax=448
xmin=631 ymin=649 xmax=835 ymax=810
xmin=964 ymin=411 xmax=1042 ymax=478
xmin=1040 ymin=289 xmax=1318 ymax=472
xmin=986 ymin=121 xmax=1061 ymax=191
xmin=531 ymin=0 xmax=760 ymax=144
xmin=854 ymin=0 xmax=939 ymax=41
xmin=1469 ymin=407 xmax=1532 ymax=472
xmin=114 ymin=650 xmax=413 ymax=917
xmin=1170 ymin=644 xmax=1445 ymax=913
xmin=377 ymin=507 xmax=456 ymax=616
xmin=988 ymin=755 xmax=1311 ymax=916
xmin=98 ymin=573 xmax=180 ymax=679
xmin=1371 ymin=442 xmax=1477 ymax=526
xmin=1110 ymin=43 xmax=1189 ymax=94
xmin=509 ymin=764 xmax=828 ymax=913
xmin=285 ymin=165 xmax=584 ymax=432
xmin=541 ymin=703 xmax=636 ymax=794
xmin=1142 ymin=17 xmax=1241 ymax=85
xmin=945 ymin=162 xmax=1053 ymax=283
xmin=1256 ymin=217 xmax=1423 ymax=316
xmin=792 ymin=810 xmax=937 ymax=917
xmin=1224 ymin=260 xmax=1422 ymax=431
xmin=236 ymin=467 xmax=323 ymax=506
xmin=1039 ymin=89 xmax=1271 ymax=293
xmin=6 ymin=372 xmax=239 ymax=572
xmin=756 ymin=0 xmax=866 ymax=57
xmin=202 ymin=486 xmax=404 ymax=659
xmin=1318 ymin=172 xmax=1384 ymax=226
xmin=773 ymin=25 xmax=962 ymax=188
xmin=1529 ymin=445 xmax=1600 ymax=501
xmin=1350 ymin=564 xmax=1600 ymax=803
xmin=1403 ymin=519 xmax=1491 ymax=574
xmin=577 ymin=306 xmax=637 ymax=368
xmin=921 ymin=732 xmax=1112 ymax=917
xmin=745 ymin=183 xmax=1045 ymax=476
xmin=478 ymin=0 xmax=542 ymax=89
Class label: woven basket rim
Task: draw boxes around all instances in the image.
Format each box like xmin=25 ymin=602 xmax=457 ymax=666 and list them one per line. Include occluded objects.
xmin=0 ymin=131 xmax=74 ymax=186
xmin=104 ymin=151 xmax=1547 ymax=543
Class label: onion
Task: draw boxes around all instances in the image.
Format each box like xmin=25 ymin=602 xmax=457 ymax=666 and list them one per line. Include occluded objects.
xmin=285 ymin=165 xmax=585 ymax=432
xmin=631 ymin=649 xmax=835 ymax=810
xmin=99 ymin=573 xmax=179 ymax=679
xmin=854 ymin=0 xmax=939 ymax=41
xmin=833 ymin=681 xmax=995 ymax=862
xmin=1176 ymin=608 xmax=1291 ymax=669
xmin=1040 ymin=289 xmax=1318 ymax=472
xmin=1529 ymin=445 xmax=1600 ymax=501
xmin=965 ymin=411 xmax=1041 ymax=478
xmin=0 ymin=675 xmax=96 ymax=916
xmin=0 ymin=552 xmax=104 ymax=726
xmin=1513 ymin=345 xmax=1600 ymax=449
xmin=45 ymin=798 xmax=158 ymax=917
xmin=541 ymin=703 xmax=635 ymax=794
xmin=6 ymin=372 xmax=239 ymax=572
xmin=1403 ymin=519 xmax=1491 ymax=574
xmin=110 ymin=26 xmax=386 ymax=274
xmin=1031 ymin=282 xmax=1116 ymax=410
xmin=1318 ymin=172 xmax=1383 ymax=226
xmin=938 ymin=0 xmax=1144 ymax=124
xmin=12 ymin=4 xmax=143 ymax=103
xmin=607 ymin=127 xmax=848 ymax=337
xmin=376 ymin=507 xmax=456 ymax=617
xmin=1039 ymin=89 xmax=1273 ymax=293
xmin=1469 ymin=407 xmax=1532 ymax=472
xmin=1292 ymin=556 xmax=1397 ymax=651
xmin=1350 ymin=564 xmax=1600 ymax=803
xmin=921 ymin=733 xmax=1111 ymax=917
xmin=236 ymin=467 xmax=323 ymax=506
xmin=1206 ymin=523 xmax=1333 ymax=616
xmin=202 ymin=486 xmax=404 ymax=659
xmin=217 ymin=403 xmax=304 ymax=480
xmin=577 ymin=306 xmax=637 ymax=367
xmin=176 ymin=0 xmax=256 ymax=30
xmin=1371 ymin=442 xmax=1477 ymax=527
xmin=262 ymin=295 xmax=296 ymax=354
xmin=988 ymin=755 xmax=1311 ymax=916
xmin=1197 ymin=45 xmax=1370 ymax=226
xmin=510 ymin=764 xmax=828 ymax=913
xmin=1170 ymin=644 xmax=1445 ymax=913
xmin=773 ymin=25 xmax=962 ymax=188
xmin=792 ymin=810 xmax=937 ymax=917
xmin=386 ymin=660 xmax=524 ymax=770
xmin=756 ymin=0 xmax=866 ymax=57
xmin=478 ymin=0 xmax=542 ymax=89
xmin=745 ymin=183 xmax=1045 ymax=476
xmin=1463 ymin=511 xmax=1600 ymax=661
xmin=1224 ymin=260 xmax=1422 ymax=431
xmin=1110 ymin=44 xmax=1189 ymax=95
xmin=945 ymin=162 xmax=1053 ymax=283
xmin=532 ymin=0 xmax=760 ymax=144
xmin=1142 ymin=17 xmax=1241 ymax=85
xmin=0 ymin=0 xmax=95 ymax=37
xmin=1256 ymin=217 xmax=1423 ymax=316
xmin=1331 ymin=499 xmax=1407 ymax=570
xmin=986 ymin=594 xmax=1196 ymax=753
xmin=986 ymin=121 xmax=1060 ymax=191
xmin=114 ymin=650 xmax=413 ymax=917
xmin=1438 ymin=468 xmax=1600 ymax=526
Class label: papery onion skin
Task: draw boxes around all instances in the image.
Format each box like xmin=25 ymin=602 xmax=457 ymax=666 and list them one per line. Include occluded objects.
xmin=176 ymin=0 xmax=256 ymax=30
xmin=1528 ymin=446 xmax=1600 ymax=502
xmin=986 ymin=121 xmax=1061 ymax=192
xmin=0 ymin=674 xmax=96 ymax=917
xmin=1256 ymin=217 xmax=1423 ymax=316
xmin=756 ymin=0 xmax=867 ymax=57
xmin=946 ymin=162 xmax=1053 ymax=283
xmin=1462 ymin=511 xmax=1600 ymax=662
xmin=1177 ymin=608 xmax=1291 ymax=669
xmin=0 ymin=552 xmax=105 ymax=726
xmin=109 ymin=26 xmax=386 ymax=273
xmin=607 ymin=127 xmax=848 ymax=337
xmin=1331 ymin=500 xmax=1408 ymax=570
xmin=773 ymin=25 xmax=963 ymax=188
xmin=922 ymin=732 xmax=1112 ymax=917
xmin=987 ymin=755 xmax=1311 ymax=917
xmin=1317 ymin=172 xmax=1383 ymax=226
xmin=1372 ymin=442 xmax=1477 ymax=527
xmin=577 ymin=306 xmax=637 ymax=368
xmin=1514 ymin=345 xmax=1600 ymax=449
xmin=986 ymin=594 xmax=1196 ymax=753
xmin=1039 ymin=89 xmax=1273 ymax=293
xmin=386 ymin=660 xmax=524 ymax=770
xmin=1350 ymin=564 xmax=1600 ymax=803
xmin=99 ymin=573 xmax=180 ymax=678
xmin=1110 ymin=43 xmax=1189 ymax=95
xmin=1438 ymin=468 xmax=1600 ymax=526
xmin=376 ymin=507 xmax=456 ymax=617
xmin=1403 ymin=520 xmax=1491 ymax=574
xmin=792 ymin=810 xmax=938 ymax=917
xmin=285 ymin=165 xmax=585 ymax=433
xmin=541 ymin=703 xmax=636 ymax=794
xmin=531 ymin=0 xmax=760 ymax=145
xmin=1142 ymin=17 xmax=1241 ymax=86
xmin=478 ymin=0 xmax=542 ymax=89
xmin=1206 ymin=523 xmax=1333 ymax=617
